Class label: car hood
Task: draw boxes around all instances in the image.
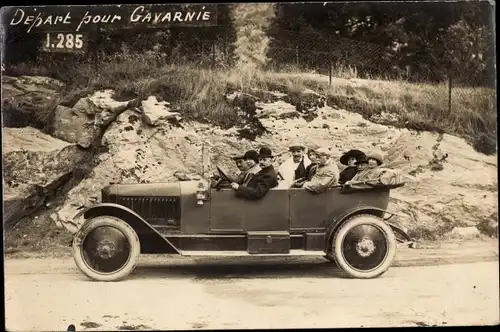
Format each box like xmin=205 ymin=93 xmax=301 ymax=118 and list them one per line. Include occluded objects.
xmin=103 ymin=182 xmax=182 ymax=197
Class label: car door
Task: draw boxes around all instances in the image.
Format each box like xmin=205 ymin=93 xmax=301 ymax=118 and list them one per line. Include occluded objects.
xmin=289 ymin=188 xmax=328 ymax=231
xmin=209 ymin=187 xmax=290 ymax=232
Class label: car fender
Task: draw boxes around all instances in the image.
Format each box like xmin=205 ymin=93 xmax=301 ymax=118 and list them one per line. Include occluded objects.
xmin=73 ymin=203 xmax=180 ymax=254
xmin=324 ymin=206 xmax=413 ymax=250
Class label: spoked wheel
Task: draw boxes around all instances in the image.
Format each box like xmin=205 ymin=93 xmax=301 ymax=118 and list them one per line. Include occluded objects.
xmin=72 ymin=216 xmax=140 ymax=281
xmin=331 ymin=214 xmax=396 ymax=279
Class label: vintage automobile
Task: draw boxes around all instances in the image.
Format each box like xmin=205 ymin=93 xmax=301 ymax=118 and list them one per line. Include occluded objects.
xmin=71 ymin=150 xmax=414 ymax=282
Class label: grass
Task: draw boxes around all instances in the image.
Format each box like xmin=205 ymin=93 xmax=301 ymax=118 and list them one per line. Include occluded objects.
xmin=4 ymin=52 xmax=497 ymax=154
xmin=3 ymin=207 xmax=73 ymax=258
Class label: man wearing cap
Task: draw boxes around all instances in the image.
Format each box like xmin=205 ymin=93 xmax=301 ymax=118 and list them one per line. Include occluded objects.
xmin=291 ymin=147 xmax=319 ymax=188
xmin=277 ymin=142 xmax=311 ymax=188
xmin=302 ymin=147 xmax=339 ymax=193
xmin=231 ymin=147 xmax=279 ymax=200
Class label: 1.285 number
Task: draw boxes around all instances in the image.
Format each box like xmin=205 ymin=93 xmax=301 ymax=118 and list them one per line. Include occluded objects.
xmin=45 ymin=33 xmax=84 ymax=49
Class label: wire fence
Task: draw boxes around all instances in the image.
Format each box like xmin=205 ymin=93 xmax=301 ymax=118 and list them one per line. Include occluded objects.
xmin=6 ymin=24 xmax=495 ymax=118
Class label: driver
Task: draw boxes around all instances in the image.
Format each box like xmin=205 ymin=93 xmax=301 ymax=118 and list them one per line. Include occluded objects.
xmin=211 ymin=154 xmax=248 ymax=188
xmin=231 ymin=147 xmax=279 ymax=200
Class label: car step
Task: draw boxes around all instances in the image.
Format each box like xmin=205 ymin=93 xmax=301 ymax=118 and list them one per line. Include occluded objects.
xmin=179 ymin=250 xmax=326 ymax=256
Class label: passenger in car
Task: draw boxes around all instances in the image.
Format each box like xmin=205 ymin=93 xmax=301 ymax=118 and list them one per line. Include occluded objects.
xmin=338 ymin=149 xmax=366 ymax=184
xmin=346 ymin=154 xmax=372 ymax=183
xmin=346 ymin=153 xmax=402 ymax=188
xmin=239 ymin=150 xmax=261 ymax=185
xmin=367 ymin=152 xmax=384 ymax=170
xmin=231 ymin=147 xmax=279 ymax=200
xmin=302 ymin=147 xmax=339 ymax=193
xmin=291 ymin=148 xmax=318 ymax=188
xmin=277 ymin=142 xmax=311 ymax=188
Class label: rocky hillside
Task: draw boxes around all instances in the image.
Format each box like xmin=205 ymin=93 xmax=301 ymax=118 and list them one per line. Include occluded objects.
xmin=2 ymin=75 xmax=498 ymax=241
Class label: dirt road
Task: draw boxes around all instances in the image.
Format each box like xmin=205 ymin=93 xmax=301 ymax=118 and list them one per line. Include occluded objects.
xmin=5 ymin=244 xmax=500 ymax=331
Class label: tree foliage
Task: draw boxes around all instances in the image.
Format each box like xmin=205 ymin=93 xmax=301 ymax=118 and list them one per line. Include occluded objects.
xmin=265 ymin=1 xmax=495 ymax=86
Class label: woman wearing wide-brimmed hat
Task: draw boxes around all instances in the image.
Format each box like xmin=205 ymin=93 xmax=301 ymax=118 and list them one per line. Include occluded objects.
xmin=367 ymin=152 xmax=384 ymax=169
xmin=338 ymin=149 xmax=366 ymax=184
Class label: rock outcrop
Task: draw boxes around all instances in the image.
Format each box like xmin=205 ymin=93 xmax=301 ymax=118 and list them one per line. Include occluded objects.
xmin=52 ymin=90 xmax=137 ymax=148
xmin=2 ymin=75 xmax=498 ymax=241
xmin=3 ymin=127 xmax=90 ymax=226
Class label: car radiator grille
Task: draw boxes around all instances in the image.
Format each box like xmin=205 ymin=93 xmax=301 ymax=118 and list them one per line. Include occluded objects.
xmin=102 ymin=192 xmax=181 ymax=227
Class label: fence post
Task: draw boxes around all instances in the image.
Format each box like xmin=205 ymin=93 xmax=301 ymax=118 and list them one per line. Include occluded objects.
xmin=329 ymin=60 xmax=332 ymax=85
xmin=448 ymin=72 xmax=452 ymax=114
xmin=295 ymin=46 xmax=299 ymax=68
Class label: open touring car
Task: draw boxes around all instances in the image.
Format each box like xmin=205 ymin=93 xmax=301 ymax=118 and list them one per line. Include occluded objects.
xmin=71 ymin=148 xmax=414 ymax=282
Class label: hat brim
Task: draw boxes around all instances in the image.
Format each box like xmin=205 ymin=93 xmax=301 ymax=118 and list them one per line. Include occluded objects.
xmin=289 ymin=146 xmax=305 ymax=151
xmin=367 ymin=155 xmax=383 ymax=166
xmin=340 ymin=149 xmax=366 ymax=165
xmin=259 ymin=154 xmax=275 ymax=158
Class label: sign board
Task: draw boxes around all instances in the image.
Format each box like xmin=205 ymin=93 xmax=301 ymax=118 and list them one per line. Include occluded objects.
xmin=40 ymin=31 xmax=88 ymax=53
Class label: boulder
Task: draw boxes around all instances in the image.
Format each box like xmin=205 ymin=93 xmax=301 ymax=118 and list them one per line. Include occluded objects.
xmin=285 ymin=88 xmax=326 ymax=115
xmin=52 ymin=90 xmax=136 ymax=148
xmin=141 ymin=96 xmax=181 ymax=126
xmin=255 ymin=100 xmax=299 ymax=119
xmin=449 ymin=227 xmax=480 ymax=238
xmin=476 ymin=216 xmax=499 ymax=237
xmin=3 ymin=127 xmax=89 ymax=227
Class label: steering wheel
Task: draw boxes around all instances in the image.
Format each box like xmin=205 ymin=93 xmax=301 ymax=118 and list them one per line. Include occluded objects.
xmin=212 ymin=165 xmax=234 ymax=190
xmin=216 ymin=165 xmax=233 ymax=182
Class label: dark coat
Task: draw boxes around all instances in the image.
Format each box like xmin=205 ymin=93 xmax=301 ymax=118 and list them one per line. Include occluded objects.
xmin=305 ymin=163 xmax=318 ymax=181
xmin=294 ymin=159 xmax=308 ymax=180
xmin=235 ymin=165 xmax=278 ymax=200
xmin=339 ymin=166 xmax=358 ymax=184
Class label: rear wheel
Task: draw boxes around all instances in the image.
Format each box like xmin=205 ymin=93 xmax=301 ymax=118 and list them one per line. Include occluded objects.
xmin=331 ymin=214 xmax=396 ymax=279
xmin=72 ymin=216 xmax=140 ymax=281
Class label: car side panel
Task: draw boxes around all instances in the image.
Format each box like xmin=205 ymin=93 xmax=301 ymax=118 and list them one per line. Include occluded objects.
xmin=210 ymin=188 xmax=289 ymax=232
xmin=180 ymin=181 xmax=211 ymax=234
xmin=289 ymin=189 xmax=328 ymax=231
xmin=325 ymin=187 xmax=390 ymax=225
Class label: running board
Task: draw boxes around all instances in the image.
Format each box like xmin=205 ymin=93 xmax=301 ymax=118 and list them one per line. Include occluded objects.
xmin=179 ymin=250 xmax=326 ymax=257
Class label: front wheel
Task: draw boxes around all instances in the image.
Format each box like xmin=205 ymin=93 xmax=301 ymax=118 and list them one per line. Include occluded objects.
xmin=331 ymin=214 xmax=397 ymax=279
xmin=72 ymin=216 xmax=141 ymax=281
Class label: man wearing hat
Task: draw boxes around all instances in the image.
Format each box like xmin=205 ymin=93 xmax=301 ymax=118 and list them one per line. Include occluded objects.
xmin=302 ymin=147 xmax=339 ymax=193
xmin=338 ymin=149 xmax=366 ymax=184
xmin=211 ymin=151 xmax=257 ymax=187
xmin=277 ymin=142 xmax=311 ymax=188
xmin=231 ymin=147 xmax=279 ymax=200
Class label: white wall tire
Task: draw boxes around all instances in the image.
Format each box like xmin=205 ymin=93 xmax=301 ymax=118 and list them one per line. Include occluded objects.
xmin=331 ymin=214 xmax=396 ymax=279
xmin=72 ymin=216 xmax=141 ymax=282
